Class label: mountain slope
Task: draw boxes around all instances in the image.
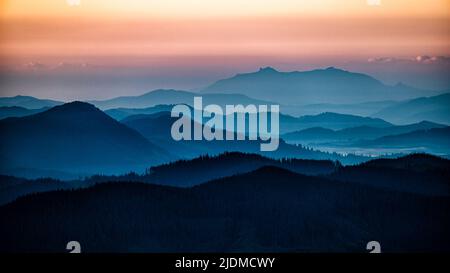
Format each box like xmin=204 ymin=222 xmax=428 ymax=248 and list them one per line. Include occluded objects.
xmin=0 ymin=153 xmax=447 ymax=206
xmin=373 ymin=93 xmax=450 ymax=125
xmin=1 ymin=164 xmax=449 ymax=252
xmin=360 ymin=153 xmax=450 ymax=172
xmin=122 ymin=109 xmax=393 ymax=137
xmin=354 ymin=127 xmax=450 ymax=154
xmin=89 ymin=89 xmax=272 ymax=110
xmin=330 ymin=153 xmax=450 ymax=195
xmin=146 ymin=152 xmax=338 ymax=187
xmin=105 ymin=104 xmax=175 ymax=120
xmin=282 ymin=121 xmax=446 ymax=143
xmin=0 ymin=106 xmax=50 ymax=120
xmin=122 ymin=111 xmax=369 ymax=165
xmin=293 ymin=112 xmax=392 ymax=130
xmin=0 ymin=102 xmax=173 ymax=177
xmin=201 ymin=67 xmax=441 ymax=105
xmin=300 ymin=100 xmax=399 ymax=116
xmin=0 ymin=152 xmax=338 ymax=205
xmin=0 ymin=95 xmax=62 ymax=109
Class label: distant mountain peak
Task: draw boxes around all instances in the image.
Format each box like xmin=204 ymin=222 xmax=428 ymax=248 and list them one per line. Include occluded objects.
xmin=142 ymin=89 xmax=186 ymax=96
xmin=0 ymin=100 xmax=173 ymax=175
xmin=50 ymin=101 xmax=98 ymax=112
xmin=257 ymin=66 xmax=278 ymax=73
xmin=319 ymin=67 xmax=350 ymax=74
xmin=362 ymin=153 xmax=450 ymax=171
xmin=37 ymin=101 xmax=109 ymax=120
xmin=325 ymin=66 xmax=340 ymax=71
xmin=0 ymin=95 xmax=63 ymax=109
xmin=201 ymin=65 xmax=428 ymax=105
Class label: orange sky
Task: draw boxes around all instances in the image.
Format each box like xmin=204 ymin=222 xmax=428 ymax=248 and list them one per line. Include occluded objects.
xmin=2 ymin=0 xmax=449 ymax=18
xmin=1 ymin=0 xmax=449 ymax=64
xmin=0 ymin=0 xmax=449 ymax=100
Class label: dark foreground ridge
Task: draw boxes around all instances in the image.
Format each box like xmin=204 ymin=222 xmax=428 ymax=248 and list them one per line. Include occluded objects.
xmin=0 ymin=160 xmax=449 ymax=253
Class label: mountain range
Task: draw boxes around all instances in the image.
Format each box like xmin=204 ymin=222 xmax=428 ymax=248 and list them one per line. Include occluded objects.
xmin=0 ymin=66 xmax=449 ymax=178
xmin=0 ymin=102 xmax=174 ymax=178
xmin=354 ymin=127 xmax=450 ymax=155
xmin=372 ymin=93 xmax=450 ymax=125
xmin=0 ymin=101 xmax=374 ymax=179
xmin=121 ymin=111 xmax=368 ymax=164
xmin=89 ymin=89 xmax=272 ymax=110
xmin=0 ymin=152 xmax=339 ymax=204
xmin=288 ymin=112 xmax=392 ymax=131
xmin=145 ymin=152 xmax=339 ymax=187
xmin=1 ymin=100 xmax=442 ymax=180
xmin=1 ymin=75 xmax=448 ymax=127
xmin=0 ymin=95 xmax=62 ymax=109
xmin=1 ymin=66 xmax=449 ymax=253
xmin=1 ymin=153 xmax=448 ymax=252
xmin=329 ymin=153 xmax=450 ymax=195
xmin=201 ymin=67 xmax=445 ymax=105
xmin=105 ymin=104 xmax=176 ymax=120
xmin=282 ymin=121 xmax=446 ymax=144
xmin=0 ymin=106 xmax=50 ymax=120
xmin=299 ymin=100 xmax=399 ymax=116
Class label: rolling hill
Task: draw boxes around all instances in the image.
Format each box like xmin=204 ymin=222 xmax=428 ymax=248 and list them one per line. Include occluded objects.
xmin=121 ymin=111 xmax=369 ymax=164
xmin=0 ymin=102 xmax=174 ymax=178
xmin=0 ymin=106 xmax=50 ymax=120
xmin=1 ymin=160 xmax=449 ymax=252
xmin=373 ymin=93 xmax=450 ymax=125
xmin=354 ymin=127 xmax=450 ymax=155
xmin=0 ymin=95 xmax=63 ymax=109
xmin=89 ymin=89 xmax=272 ymax=110
xmin=105 ymin=104 xmax=176 ymax=120
xmin=282 ymin=121 xmax=446 ymax=144
xmin=0 ymin=153 xmax=447 ymax=206
xmin=145 ymin=152 xmax=339 ymax=187
xmin=122 ymin=109 xmax=394 ymax=136
xmin=299 ymin=100 xmax=399 ymax=116
xmin=292 ymin=112 xmax=392 ymax=130
xmin=329 ymin=153 xmax=450 ymax=195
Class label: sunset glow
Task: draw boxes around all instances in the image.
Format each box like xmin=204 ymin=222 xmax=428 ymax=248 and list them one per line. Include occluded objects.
xmin=2 ymin=0 xmax=449 ymax=59
xmin=2 ymin=0 xmax=449 ymax=18
xmin=0 ymin=0 xmax=449 ymax=99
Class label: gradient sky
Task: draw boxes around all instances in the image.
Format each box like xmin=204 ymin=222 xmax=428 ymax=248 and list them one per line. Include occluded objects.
xmin=0 ymin=0 xmax=449 ymax=100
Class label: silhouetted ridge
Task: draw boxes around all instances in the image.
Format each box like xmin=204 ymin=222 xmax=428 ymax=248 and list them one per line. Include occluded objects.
xmin=0 ymin=106 xmax=50 ymax=120
xmin=329 ymin=153 xmax=450 ymax=195
xmin=89 ymin=89 xmax=272 ymax=110
xmin=0 ymin=95 xmax=62 ymax=109
xmin=45 ymin=100 xmax=97 ymax=112
xmin=282 ymin=120 xmax=446 ymax=144
xmin=360 ymin=153 xmax=450 ymax=172
xmin=122 ymin=110 xmax=369 ymax=165
xmin=0 ymin=102 xmax=173 ymax=177
xmin=2 ymin=161 xmax=449 ymax=252
xmin=373 ymin=93 xmax=450 ymax=125
xmin=202 ymin=66 xmax=440 ymax=105
xmin=298 ymin=112 xmax=391 ymax=127
xmin=257 ymin=66 xmax=278 ymax=73
xmin=37 ymin=101 xmax=114 ymax=120
xmin=147 ymin=152 xmax=338 ymax=187
xmin=354 ymin=126 xmax=450 ymax=154
xmin=325 ymin=66 xmax=340 ymax=71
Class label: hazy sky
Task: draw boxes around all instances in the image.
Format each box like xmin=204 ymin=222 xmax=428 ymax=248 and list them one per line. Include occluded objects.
xmin=0 ymin=0 xmax=449 ymax=100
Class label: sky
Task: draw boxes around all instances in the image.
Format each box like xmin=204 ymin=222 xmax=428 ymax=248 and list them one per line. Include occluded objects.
xmin=0 ymin=0 xmax=449 ymax=100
